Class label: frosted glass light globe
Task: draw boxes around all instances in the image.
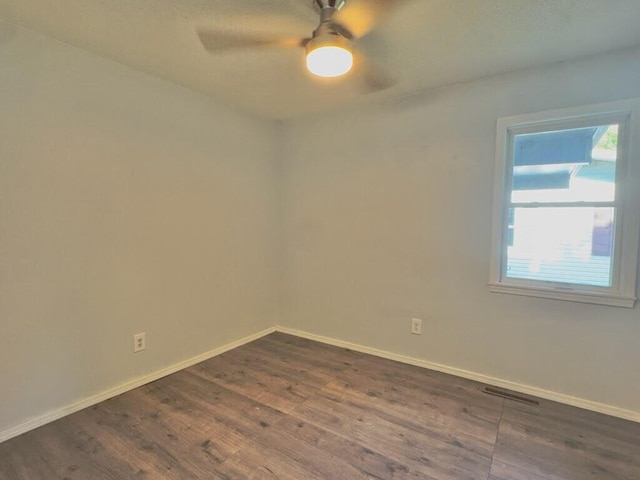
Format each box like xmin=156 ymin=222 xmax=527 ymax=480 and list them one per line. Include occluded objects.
xmin=306 ymin=45 xmax=353 ymax=78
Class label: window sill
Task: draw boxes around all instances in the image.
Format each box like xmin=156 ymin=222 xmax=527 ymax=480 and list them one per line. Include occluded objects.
xmin=489 ymin=282 xmax=636 ymax=308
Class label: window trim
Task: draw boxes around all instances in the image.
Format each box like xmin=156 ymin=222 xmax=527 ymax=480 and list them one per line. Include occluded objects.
xmin=489 ymin=100 xmax=640 ymax=308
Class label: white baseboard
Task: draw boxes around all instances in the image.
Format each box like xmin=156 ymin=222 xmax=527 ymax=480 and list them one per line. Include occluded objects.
xmin=275 ymin=326 xmax=640 ymax=424
xmin=0 ymin=327 xmax=276 ymax=444
xmin=3 ymin=323 xmax=637 ymax=445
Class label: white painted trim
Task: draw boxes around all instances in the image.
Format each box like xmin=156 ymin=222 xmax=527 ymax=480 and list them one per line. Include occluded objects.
xmin=3 ymin=323 xmax=637 ymax=445
xmin=488 ymin=282 xmax=636 ymax=308
xmin=276 ymin=326 xmax=640 ymax=424
xmin=489 ymin=99 xmax=640 ymax=308
xmin=0 ymin=327 xmax=276 ymax=444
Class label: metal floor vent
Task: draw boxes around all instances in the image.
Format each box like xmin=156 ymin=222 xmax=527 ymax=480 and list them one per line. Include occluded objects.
xmin=481 ymin=386 xmax=540 ymax=406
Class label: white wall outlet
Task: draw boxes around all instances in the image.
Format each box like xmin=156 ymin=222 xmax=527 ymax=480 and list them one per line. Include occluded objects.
xmin=133 ymin=332 xmax=146 ymax=353
xmin=411 ymin=318 xmax=422 ymax=335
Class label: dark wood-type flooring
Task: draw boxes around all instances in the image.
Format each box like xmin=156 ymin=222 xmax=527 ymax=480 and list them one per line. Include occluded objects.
xmin=1 ymin=333 xmax=639 ymax=479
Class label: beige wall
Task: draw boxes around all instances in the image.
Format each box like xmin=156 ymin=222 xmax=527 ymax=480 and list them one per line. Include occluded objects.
xmin=281 ymin=48 xmax=640 ymax=415
xmin=0 ymin=26 xmax=280 ymax=433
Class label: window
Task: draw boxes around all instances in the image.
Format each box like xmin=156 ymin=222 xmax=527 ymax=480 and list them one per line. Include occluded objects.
xmin=490 ymin=100 xmax=640 ymax=307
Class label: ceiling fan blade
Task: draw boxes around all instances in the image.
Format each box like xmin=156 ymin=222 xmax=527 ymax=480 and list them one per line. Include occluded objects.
xmin=197 ymin=29 xmax=306 ymax=53
xmin=355 ymin=54 xmax=397 ymax=93
xmin=335 ymin=0 xmax=401 ymax=38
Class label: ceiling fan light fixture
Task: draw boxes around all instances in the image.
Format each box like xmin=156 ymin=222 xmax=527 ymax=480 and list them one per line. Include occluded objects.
xmin=305 ymin=34 xmax=353 ymax=78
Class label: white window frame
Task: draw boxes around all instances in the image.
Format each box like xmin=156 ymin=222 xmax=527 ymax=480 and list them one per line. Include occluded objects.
xmin=489 ymin=99 xmax=640 ymax=308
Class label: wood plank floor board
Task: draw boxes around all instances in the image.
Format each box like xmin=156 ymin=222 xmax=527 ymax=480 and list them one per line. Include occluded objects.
xmin=97 ymin=388 xmax=236 ymax=475
xmin=344 ymin=356 xmax=503 ymax=412
xmin=186 ymin=354 xmax=319 ymax=413
xmin=247 ymin=334 xmax=365 ymax=374
xmin=54 ymin=414 xmax=155 ymax=480
xmin=488 ymin=465 xmax=551 ymax=480
xmin=491 ymin=400 xmax=640 ymax=480
xmin=69 ymin=401 xmax=202 ymax=479
xmin=332 ymin=368 xmax=504 ymax=438
xmin=217 ymin=345 xmax=344 ymax=388
xmin=214 ymin=423 xmax=381 ymax=480
xmin=1 ymin=332 xmax=638 ymax=480
xmin=138 ymin=381 xmax=252 ymax=461
xmin=164 ymin=370 xmax=287 ymax=432
xmin=10 ymin=415 xmax=140 ymax=480
xmin=315 ymin=379 xmax=501 ymax=458
xmin=489 ymin=459 xmax=565 ymax=480
xmin=0 ymin=422 xmax=127 ymax=480
xmin=504 ymin=399 xmax=640 ymax=448
xmin=266 ymin=414 xmax=418 ymax=479
xmin=290 ymin=385 xmax=494 ymax=479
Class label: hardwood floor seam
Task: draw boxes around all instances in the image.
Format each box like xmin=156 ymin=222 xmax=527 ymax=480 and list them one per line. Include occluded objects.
xmin=485 ymin=397 xmax=506 ymax=480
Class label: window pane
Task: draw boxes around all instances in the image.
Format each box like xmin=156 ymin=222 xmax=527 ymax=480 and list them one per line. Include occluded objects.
xmin=506 ymin=207 xmax=614 ymax=287
xmin=511 ymin=125 xmax=618 ymax=203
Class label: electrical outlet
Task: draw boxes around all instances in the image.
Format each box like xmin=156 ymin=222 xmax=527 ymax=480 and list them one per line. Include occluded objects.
xmin=411 ymin=318 xmax=422 ymax=335
xmin=133 ymin=332 xmax=146 ymax=353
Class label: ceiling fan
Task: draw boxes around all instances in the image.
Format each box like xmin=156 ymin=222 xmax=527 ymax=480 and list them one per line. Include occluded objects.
xmin=197 ymin=0 xmax=401 ymax=89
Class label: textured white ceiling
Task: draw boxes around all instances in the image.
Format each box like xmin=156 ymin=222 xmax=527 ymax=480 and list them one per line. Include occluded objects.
xmin=1 ymin=0 xmax=640 ymax=119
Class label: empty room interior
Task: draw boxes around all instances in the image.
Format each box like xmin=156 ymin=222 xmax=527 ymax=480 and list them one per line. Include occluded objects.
xmin=1 ymin=1 xmax=640 ymax=479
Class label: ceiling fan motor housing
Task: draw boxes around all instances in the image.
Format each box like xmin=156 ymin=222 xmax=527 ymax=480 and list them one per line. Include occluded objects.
xmin=310 ymin=0 xmax=353 ymax=43
xmin=308 ymin=2 xmax=353 ymax=54
xmin=306 ymin=27 xmax=352 ymax=54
